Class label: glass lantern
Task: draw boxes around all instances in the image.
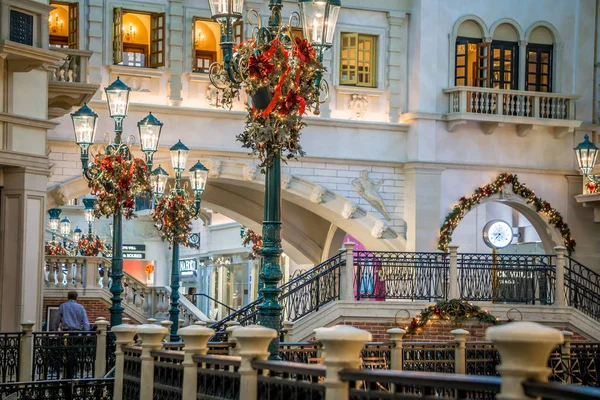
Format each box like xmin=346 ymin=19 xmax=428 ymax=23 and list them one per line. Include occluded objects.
xmin=82 ymin=198 xmax=96 ymax=224
xmin=299 ymin=0 xmax=341 ymax=49
xmin=105 ymin=77 xmax=131 ymax=119
xmin=574 ymin=134 xmax=599 ymax=176
xmin=72 ymin=227 xmax=82 ymax=243
xmin=48 ymin=208 xmax=62 ymax=232
xmin=189 ymin=161 xmax=209 ymax=195
xmin=138 ymin=112 xmax=163 ymax=156
xmin=208 ymin=0 xmax=244 ymax=20
xmin=170 ymin=140 xmax=190 ymax=173
xmin=150 ymin=165 xmax=169 ymax=196
xmin=70 ymin=103 xmax=98 ymax=148
xmin=59 ymin=217 xmax=72 ymax=237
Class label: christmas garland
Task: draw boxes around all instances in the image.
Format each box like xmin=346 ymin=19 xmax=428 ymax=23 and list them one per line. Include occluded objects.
xmin=587 ymin=182 xmax=600 ymax=194
xmin=77 ymin=236 xmax=105 ymax=257
xmin=403 ymin=299 xmax=500 ymax=335
xmin=45 ymin=241 xmax=69 ymax=256
xmin=241 ymin=228 xmax=263 ymax=260
xmin=438 ymin=173 xmax=576 ymax=253
xmin=152 ymin=194 xmax=198 ymax=248
xmin=87 ymin=151 xmax=150 ymax=220
xmin=214 ymin=34 xmax=322 ymax=167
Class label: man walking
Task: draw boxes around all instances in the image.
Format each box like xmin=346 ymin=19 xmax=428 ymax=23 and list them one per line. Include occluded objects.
xmin=52 ymin=291 xmax=90 ymax=331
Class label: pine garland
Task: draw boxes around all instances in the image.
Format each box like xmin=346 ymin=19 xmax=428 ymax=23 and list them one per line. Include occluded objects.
xmin=77 ymin=236 xmax=105 ymax=257
xmin=241 ymin=228 xmax=263 ymax=260
xmin=152 ymin=194 xmax=198 ymax=248
xmin=438 ymin=173 xmax=576 ymax=253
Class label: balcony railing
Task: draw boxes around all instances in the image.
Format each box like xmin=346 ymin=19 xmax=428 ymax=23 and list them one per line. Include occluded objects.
xmin=443 ymin=86 xmax=581 ymax=136
xmin=49 ymin=49 xmax=93 ymax=84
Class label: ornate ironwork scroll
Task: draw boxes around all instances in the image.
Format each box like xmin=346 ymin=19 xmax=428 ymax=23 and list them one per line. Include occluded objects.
xmin=252 ymin=359 xmax=326 ymax=400
xmin=194 ymin=354 xmax=240 ymax=399
xmin=152 ymin=350 xmax=184 ymax=400
xmin=402 ymin=343 xmax=456 ymax=373
xmin=122 ymin=346 xmax=142 ymax=400
xmin=32 ymin=331 xmax=97 ymax=380
xmin=0 ymin=332 xmax=22 ymax=383
xmin=565 ymin=256 xmax=600 ymax=322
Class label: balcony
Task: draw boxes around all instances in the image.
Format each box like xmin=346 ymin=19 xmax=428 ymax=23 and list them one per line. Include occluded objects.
xmin=443 ymin=86 xmax=581 ymax=137
xmin=48 ymin=48 xmax=100 ymax=119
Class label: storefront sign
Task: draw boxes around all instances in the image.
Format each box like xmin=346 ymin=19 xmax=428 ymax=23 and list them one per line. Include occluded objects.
xmin=180 ymin=259 xmax=198 ymax=277
xmin=123 ymin=244 xmax=146 ymax=252
xmin=123 ymin=244 xmax=146 ymax=260
xmin=123 ymin=252 xmax=145 ymax=259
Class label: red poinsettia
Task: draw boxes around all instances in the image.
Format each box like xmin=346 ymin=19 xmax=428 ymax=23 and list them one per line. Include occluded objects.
xmin=279 ymin=89 xmax=305 ymax=116
xmin=587 ymin=182 xmax=597 ymax=193
xmin=248 ymin=54 xmax=275 ymax=81
xmin=293 ymin=37 xmax=315 ymax=64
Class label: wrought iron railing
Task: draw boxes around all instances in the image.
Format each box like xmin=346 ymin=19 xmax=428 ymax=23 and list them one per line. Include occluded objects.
xmin=402 ymin=342 xmax=457 ymax=373
xmin=151 ymin=350 xmax=184 ymax=399
xmin=361 ymin=343 xmax=392 ymax=369
xmin=32 ymin=331 xmax=97 ymax=381
xmin=193 ymin=354 xmax=241 ymax=399
xmin=566 ymin=343 xmax=600 ymax=387
xmin=105 ymin=332 xmax=116 ymax=374
xmin=466 ymin=342 xmax=500 ymax=377
xmin=252 ymin=359 xmax=326 ymax=399
xmin=457 ymin=253 xmax=555 ymax=304
xmin=279 ymin=342 xmax=321 ymax=364
xmin=565 ymin=256 xmax=600 ymax=322
xmin=0 ymin=332 xmax=22 ymax=383
xmin=122 ymin=346 xmax=141 ymax=400
xmin=354 ymin=251 xmax=448 ymax=301
xmin=0 ymin=378 xmax=114 ymax=400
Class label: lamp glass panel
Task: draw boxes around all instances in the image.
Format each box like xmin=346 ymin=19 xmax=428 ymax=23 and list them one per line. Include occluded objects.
xmin=324 ymin=5 xmax=340 ymax=45
xmin=60 ymin=218 xmax=71 ymax=236
xmin=577 ymin=147 xmax=598 ymax=175
xmin=84 ymin=209 xmax=95 ymax=224
xmin=49 ymin=218 xmax=60 ymax=231
xmin=72 ymin=229 xmax=82 ymax=243
xmin=72 ymin=115 xmax=97 ymax=146
xmin=191 ymin=169 xmax=209 ymax=193
xmin=139 ymin=125 xmax=161 ymax=153
xmin=301 ymin=1 xmax=326 ymax=45
xmin=209 ymin=0 xmax=244 ymax=17
xmin=170 ymin=149 xmax=189 ymax=172
xmin=106 ymin=89 xmax=130 ymax=118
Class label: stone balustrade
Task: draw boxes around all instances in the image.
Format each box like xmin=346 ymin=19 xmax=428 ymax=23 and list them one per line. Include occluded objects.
xmin=49 ymin=48 xmax=93 ymax=84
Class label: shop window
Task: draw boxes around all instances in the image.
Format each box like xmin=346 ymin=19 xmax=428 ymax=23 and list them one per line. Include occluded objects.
xmin=49 ymin=2 xmax=78 ymax=48
xmin=526 ymin=44 xmax=553 ymax=92
xmin=192 ymin=18 xmax=242 ymax=73
xmin=340 ymin=33 xmax=377 ymax=88
xmin=113 ymin=8 xmax=165 ymax=68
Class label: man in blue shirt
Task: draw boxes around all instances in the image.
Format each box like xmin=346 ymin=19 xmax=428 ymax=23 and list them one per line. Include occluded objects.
xmin=52 ymin=291 xmax=90 ymax=331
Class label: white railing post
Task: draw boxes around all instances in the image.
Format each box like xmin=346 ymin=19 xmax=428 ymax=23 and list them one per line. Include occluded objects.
xmin=341 ymin=242 xmax=356 ymax=301
xmin=554 ymin=246 xmax=566 ymax=306
xmin=137 ymin=324 xmax=169 ymax=400
xmin=112 ymin=324 xmax=137 ymax=400
xmin=282 ymin=321 xmax=294 ymax=343
xmin=451 ymin=329 xmax=468 ymax=374
xmin=19 ymin=321 xmax=35 ymax=382
xmin=226 ymin=321 xmax=241 ymax=356
xmin=387 ymin=328 xmax=405 ymax=371
xmin=459 ymin=89 xmax=468 ymax=112
xmin=316 ymin=325 xmax=372 ymax=399
xmin=533 ymin=96 xmax=541 ymax=118
xmin=560 ymin=330 xmax=573 ymax=384
xmin=95 ymin=317 xmax=110 ymax=378
xmin=448 ymin=245 xmax=459 ymax=299
xmin=179 ymin=324 xmax=214 ymax=400
xmin=487 ymin=322 xmax=563 ymax=400
xmin=233 ymin=325 xmax=278 ymax=400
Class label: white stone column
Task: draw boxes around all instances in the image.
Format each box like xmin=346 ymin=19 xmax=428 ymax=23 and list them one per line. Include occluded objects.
xmin=387 ymin=11 xmax=408 ymax=123
xmin=341 ymin=241 xmax=356 ymax=301
xmin=112 ymin=324 xmax=137 ymax=400
xmin=282 ymin=321 xmax=294 ymax=343
xmin=168 ymin=0 xmax=184 ymax=106
xmin=179 ymin=324 xmax=214 ymax=400
xmin=487 ymin=322 xmax=563 ymax=400
xmin=451 ymin=328 xmax=468 ymax=374
xmin=19 ymin=321 xmax=35 ymax=382
xmin=87 ymin=0 xmax=104 ymax=96
xmin=233 ymin=325 xmax=277 ymax=400
xmin=95 ymin=317 xmax=110 ymax=378
xmin=518 ymin=41 xmax=528 ymax=91
xmin=315 ymin=325 xmax=372 ymax=399
xmin=0 ymin=168 xmax=47 ymax=330
xmin=137 ymin=324 xmax=169 ymax=400
xmin=448 ymin=245 xmax=459 ymax=299
xmin=554 ymin=246 xmax=566 ymax=306
xmin=387 ymin=328 xmax=405 ymax=371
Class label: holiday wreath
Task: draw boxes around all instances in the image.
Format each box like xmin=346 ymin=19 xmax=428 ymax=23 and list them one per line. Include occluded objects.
xmin=152 ymin=194 xmax=198 ymax=248
xmin=45 ymin=241 xmax=69 ymax=256
xmin=241 ymin=228 xmax=263 ymax=260
xmin=438 ymin=173 xmax=575 ymax=253
xmin=77 ymin=236 xmax=105 ymax=257
xmin=213 ymin=33 xmax=323 ymax=167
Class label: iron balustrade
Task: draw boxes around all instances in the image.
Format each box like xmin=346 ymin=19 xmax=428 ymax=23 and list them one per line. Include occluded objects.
xmin=354 ymin=251 xmax=448 ymax=301
xmin=193 ymin=354 xmax=241 ymax=399
xmin=402 ymin=342 xmax=457 ymax=373
xmin=0 ymin=332 xmax=22 ymax=383
xmin=565 ymin=256 xmax=600 ymax=322
xmin=279 ymin=342 xmax=320 ymax=364
xmin=122 ymin=346 xmax=141 ymax=400
xmin=151 ymin=350 xmax=184 ymax=400
xmin=522 ymin=380 xmax=600 ymax=400
xmin=105 ymin=332 xmax=116 ymax=374
xmin=251 ymin=359 xmax=326 ymax=400
xmin=0 ymin=378 xmax=114 ymax=400
xmin=566 ymin=343 xmax=600 ymax=387
xmin=457 ymin=253 xmax=555 ymax=304
xmin=32 ymin=331 xmax=97 ymax=381
xmin=465 ymin=342 xmax=500 ymax=377
xmin=361 ymin=343 xmax=392 ymax=370
xmin=339 ymin=368 xmax=501 ymax=400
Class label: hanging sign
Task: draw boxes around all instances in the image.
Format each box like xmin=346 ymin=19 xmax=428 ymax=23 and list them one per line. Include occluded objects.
xmin=123 ymin=244 xmax=146 ymax=259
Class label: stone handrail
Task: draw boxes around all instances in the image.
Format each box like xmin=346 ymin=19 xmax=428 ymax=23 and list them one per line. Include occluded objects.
xmin=443 ymin=86 xmax=579 ymax=120
xmin=49 ymin=48 xmax=93 ymax=84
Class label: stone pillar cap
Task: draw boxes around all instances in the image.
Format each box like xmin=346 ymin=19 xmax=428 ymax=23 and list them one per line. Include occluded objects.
xmin=387 ymin=328 xmax=406 ymax=334
xmin=194 ymin=321 xmax=208 ymax=326
xmin=486 ymin=322 xmax=563 ymax=343
xmin=315 ymin=325 xmax=372 ymax=342
xmin=136 ymin=324 xmax=169 ymax=335
xmin=451 ymin=329 xmax=469 ymax=334
xmin=233 ymin=325 xmax=277 ymax=339
xmin=179 ymin=324 xmax=215 ymax=337
xmin=561 ymin=330 xmax=574 ymax=337
xmin=112 ymin=324 xmax=137 ymax=334
xmin=20 ymin=321 xmax=35 ymax=329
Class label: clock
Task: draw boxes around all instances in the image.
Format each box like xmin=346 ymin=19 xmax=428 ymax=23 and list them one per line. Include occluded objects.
xmin=482 ymin=219 xmax=513 ymax=249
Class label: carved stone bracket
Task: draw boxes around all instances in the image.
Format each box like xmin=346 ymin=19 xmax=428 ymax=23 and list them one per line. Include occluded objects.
xmin=208 ymin=159 xmax=222 ymax=178
xmin=243 ymin=164 xmax=258 ymax=181
xmin=310 ymin=185 xmax=327 ymax=204
xmin=342 ymin=201 xmax=357 ymax=219
xmin=281 ymin=174 xmax=293 ymax=190
xmin=371 ymin=220 xmax=387 ymax=239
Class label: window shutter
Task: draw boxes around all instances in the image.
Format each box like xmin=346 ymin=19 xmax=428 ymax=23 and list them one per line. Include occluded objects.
xmin=357 ymin=35 xmax=376 ymax=87
xmin=113 ymin=7 xmax=123 ymax=65
xmin=68 ymin=2 xmax=78 ymax=49
xmin=475 ymin=42 xmax=491 ymax=88
xmin=340 ymin=32 xmax=358 ymax=85
xmin=233 ymin=21 xmax=243 ymax=44
xmin=150 ymin=12 xmax=166 ymax=68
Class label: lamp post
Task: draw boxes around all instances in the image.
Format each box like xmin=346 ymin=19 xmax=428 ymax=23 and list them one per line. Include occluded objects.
xmin=206 ymin=0 xmax=340 ymax=358
xmin=48 ymin=208 xmax=62 ymax=241
xmin=83 ymin=198 xmax=96 ymax=237
xmin=574 ymin=134 xmax=599 ymax=188
xmin=59 ymin=217 xmax=72 ymax=247
xmin=71 ymin=78 xmax=163 ymax=328
xmin=151 ymin=140 xmax=209 ymax=341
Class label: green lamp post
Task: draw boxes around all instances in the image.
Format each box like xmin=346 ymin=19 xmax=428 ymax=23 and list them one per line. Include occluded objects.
xmin=151 ymin=141 xmax=209 ymax=341
xmin=71 ymin=78 xmax=164 ymax=328
xmin=47 ymin=208 xmax=62 ymax=241
xmin=206 ymin=0 xmax=340 ymax=359
xmin=574 ymin=134 xmax=599 ymax=182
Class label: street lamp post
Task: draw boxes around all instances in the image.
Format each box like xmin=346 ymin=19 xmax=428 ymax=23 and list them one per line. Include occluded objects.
xmin=48 ymin=208 xmax=62 ymax=241
xmin=71 ymin=78 xmax=163 ymax=328
xmin=574 ymin=134 xmax=600 ymax=186
xmin=150 ymin=140 xmax=209 ymax=341
xmin=206 ymin=0 xmax=340 ymax=358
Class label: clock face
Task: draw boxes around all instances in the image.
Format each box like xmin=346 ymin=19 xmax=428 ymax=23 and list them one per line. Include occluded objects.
xmin=483 ymin=220 xmax=513 ymax=249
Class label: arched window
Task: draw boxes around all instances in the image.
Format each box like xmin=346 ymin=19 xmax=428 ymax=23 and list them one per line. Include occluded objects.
xmin=455 ymin=20 xmax=486 ymax=87
xmin=526 ymin=27 xmax=554 ymax=92
xmin=490 ymin=24 xmax=519 ymax=90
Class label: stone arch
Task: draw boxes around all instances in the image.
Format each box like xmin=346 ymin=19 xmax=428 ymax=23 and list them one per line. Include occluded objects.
xmin=489 ymin=18 xmax=525 ymax=41
xmin=525 ymin=21 xmax=561 ymax=44
xmin=452 ymin=15 xmax=489 ymax=38
xmin=47 ymin=158 xmax=407 ymax=265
